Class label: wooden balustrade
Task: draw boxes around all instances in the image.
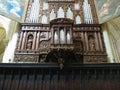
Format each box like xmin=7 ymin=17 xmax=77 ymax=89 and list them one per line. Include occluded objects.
xmin=0 ymin=63 xmax=120 ymax=90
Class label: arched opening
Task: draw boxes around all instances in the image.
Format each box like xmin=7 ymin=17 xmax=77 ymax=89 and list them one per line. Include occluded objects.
xmin=45 ymin=49 xmax=78 ymax=64
xmin=50 ymin=9 xmax=56 ymax=20
xmin=42 ymin=15 xmax=47 ymax=24
xmin=88 ymin=35 xmax=96 ymax=51
xmin=76 ymin=15 xmax=81 ymax=24
xmin=57 ymin=7 xmax=64 ymax=18
xmin=26 ymin=34 xmax=33 ymax=50
xmin=74 ymin=40 xmax=83 ymax=63
xmin=66 ymin=8 xmax=73 ymax=19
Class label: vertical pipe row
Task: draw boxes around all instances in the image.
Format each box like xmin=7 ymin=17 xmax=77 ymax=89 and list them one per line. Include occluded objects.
xmin=83 ymin=0 xmax=93 ymax=24
xmin=29 ymin=0 xmax=40 ymax=23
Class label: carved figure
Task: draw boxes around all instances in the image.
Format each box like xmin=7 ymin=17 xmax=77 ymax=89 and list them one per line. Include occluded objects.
xmin=26 ymin=35 xmax=33 ymax=50
xmin=89 ymin=37 xmax=95 ymax=51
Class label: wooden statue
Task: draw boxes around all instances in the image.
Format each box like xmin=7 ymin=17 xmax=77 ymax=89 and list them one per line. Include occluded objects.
xmin=26 ymin=35 xmax=33 ymax=50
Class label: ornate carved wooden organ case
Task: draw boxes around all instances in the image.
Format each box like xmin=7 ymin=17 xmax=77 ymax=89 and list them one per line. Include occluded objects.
xmin=14 ymin=0 xmax=107 ymax=66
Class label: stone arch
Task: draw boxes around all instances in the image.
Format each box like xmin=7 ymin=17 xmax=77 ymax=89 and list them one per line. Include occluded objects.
xmin=0 ymin=23 xmax=6 ymax=61
xmin=106 ymin=21 xmax=120 ymax=62
xmin=0 ymin=23 xmax=6 ymax=42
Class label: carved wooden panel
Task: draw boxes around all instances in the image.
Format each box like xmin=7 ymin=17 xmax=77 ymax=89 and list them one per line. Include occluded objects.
xmin=14 ymin=54 xmax=39 ymax=62
xmin=84 ymin=55 xmax=107 ymax=63
xmin=14 ymin=0 xmax=107 ymax=64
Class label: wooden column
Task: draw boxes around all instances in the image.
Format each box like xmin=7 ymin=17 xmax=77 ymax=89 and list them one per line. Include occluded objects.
xmin=70 ymin=27 xmax=72 ymax=44
xmin=21 ymin=31 xmax=27 ymax=50
xmin=84 ymin=32 xmax=89 ymax=51
xmin=18 ymin=32 xmax=23 ymax=50
xmin=98 ymin=32 xmax=103 ymax=51
xmin=94 ymin=32 xmax=99 ymax=51
xmin=36 ymin=32 xmax=40 ymax=50
xmin=51 ymin=27 xmax=54 ymax=44
xmin=32 ymin=32 xmax=37 ymax=50
xmin=81 ymin=32 xmax=85 ymax=51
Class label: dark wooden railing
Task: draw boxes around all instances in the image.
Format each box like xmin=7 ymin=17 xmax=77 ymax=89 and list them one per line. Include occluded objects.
xmin=0 ymin=63 xmax=120 ymax=90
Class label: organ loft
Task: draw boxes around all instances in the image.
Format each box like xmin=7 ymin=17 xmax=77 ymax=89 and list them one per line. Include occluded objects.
xmin=14 ymin=0 xmax=107 ymax=68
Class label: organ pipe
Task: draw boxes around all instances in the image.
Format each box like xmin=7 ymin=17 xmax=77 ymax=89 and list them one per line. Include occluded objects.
xmin=60 ymin=29 xmax=65 ymax=44
xmin=29 ymin=0 xmax=40 ymax=23
xmin=83 ymin=0 xmax=93 ymax=24
xmin=54 ymin=31 xmax=58 ymax=44
xmin=67 ymin=32 xmax=71 ymax=44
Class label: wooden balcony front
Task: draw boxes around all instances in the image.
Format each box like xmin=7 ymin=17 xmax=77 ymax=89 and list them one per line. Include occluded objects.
xmin=0 ymin=63 xmax=120 ymax=90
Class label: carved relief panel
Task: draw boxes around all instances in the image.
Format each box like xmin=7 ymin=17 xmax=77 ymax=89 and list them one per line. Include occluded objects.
xmin=39 ymin=31 xmax=51 ymax=52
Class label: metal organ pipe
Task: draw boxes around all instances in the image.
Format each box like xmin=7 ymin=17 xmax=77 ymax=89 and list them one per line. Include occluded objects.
xmin=60 ymin=29 xmax=65 ymax=44
xmin=83 ymin=0 xmax=93 ymax=24
xmin=29 ymin=0 xmax=40 ymax=23
xmin=54 ymin=32 xmax=58 ymax=44
xmin=67 ymin=32 xmax=71 ymax=44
